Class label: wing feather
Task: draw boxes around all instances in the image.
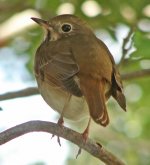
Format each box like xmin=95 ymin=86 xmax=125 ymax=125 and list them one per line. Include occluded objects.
xmin=35 ymin=46 xmax=82 ymax=97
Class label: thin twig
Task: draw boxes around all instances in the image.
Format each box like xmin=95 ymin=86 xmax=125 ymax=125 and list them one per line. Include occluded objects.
xmin=118 ymin=28 xmax=134 ymax=66
xmin=0 ymin=120 xmax=126 ymax=165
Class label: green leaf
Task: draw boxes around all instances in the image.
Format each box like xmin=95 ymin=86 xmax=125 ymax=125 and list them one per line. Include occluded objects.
xmin=132 ymin=31 xmax=150 ymax=59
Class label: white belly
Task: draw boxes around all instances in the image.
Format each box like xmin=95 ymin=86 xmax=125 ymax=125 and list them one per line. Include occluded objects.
xmin=38 ymin=80 xmax=89 ymax=121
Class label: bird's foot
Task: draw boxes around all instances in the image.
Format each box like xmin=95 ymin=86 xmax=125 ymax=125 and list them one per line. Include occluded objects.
xmin=76 ymin=129 xmax=89 ymax=159
xmin=76 ymin=147 xmax=82 ymax=159
xmin=51 ymin=117 xmax=64 ymax=146
xmin=76 ymin=118 xmax=91 ymax=158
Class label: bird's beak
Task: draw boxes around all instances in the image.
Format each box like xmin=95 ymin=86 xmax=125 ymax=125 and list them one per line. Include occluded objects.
xmin=31 ymin=17 xmax=49 ymax=30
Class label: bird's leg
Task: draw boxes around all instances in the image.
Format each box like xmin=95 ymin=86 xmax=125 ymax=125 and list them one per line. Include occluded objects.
xmin=82 ymin=117 xmax=91 ymax=142
xmin=51 ymin=94 xmax=71 ymax=146
xmin=57 ymin=115 xmax=64 ymax=126
xmin=76 ymin=118 xmax=91 ymax=158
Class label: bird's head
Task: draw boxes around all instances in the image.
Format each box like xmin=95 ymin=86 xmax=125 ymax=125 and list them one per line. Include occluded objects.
xmin=31 ymin=14 xmax=93 ymax=41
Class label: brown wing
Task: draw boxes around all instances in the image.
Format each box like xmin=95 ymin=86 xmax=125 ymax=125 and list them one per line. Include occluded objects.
xmin=71 ymin=37 xmax=113 ymax=126
xmin=97 ymin=38 xmax=126 ymax=111
xmin=35 ymin=43 xmax=82 ymax=97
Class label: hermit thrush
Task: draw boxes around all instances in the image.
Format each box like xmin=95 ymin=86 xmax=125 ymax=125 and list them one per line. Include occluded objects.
xmin=31 ymin=14 xmax=126 ymax=139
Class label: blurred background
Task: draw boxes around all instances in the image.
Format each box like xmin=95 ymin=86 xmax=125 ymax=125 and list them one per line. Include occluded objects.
xmin=0 ymin=0 xmax=150 ymax=165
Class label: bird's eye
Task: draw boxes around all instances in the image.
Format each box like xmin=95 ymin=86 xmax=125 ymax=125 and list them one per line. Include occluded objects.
xmin=61 ymin=24 xmax=72 ymax=33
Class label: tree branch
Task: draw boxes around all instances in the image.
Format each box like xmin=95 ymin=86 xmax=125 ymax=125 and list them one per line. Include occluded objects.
xmin=0 ymin=87 xmax=39 ymax=101
xmin=0 ymin=69 xmax=149 ymax=101
xmin=0 ymin=120 xmax=125 ymax=165
xmin=121 ymin=69 xmax=150 ymax=80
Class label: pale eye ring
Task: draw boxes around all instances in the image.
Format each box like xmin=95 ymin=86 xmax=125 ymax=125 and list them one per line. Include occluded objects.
xmin=61 ymin=23 xmax=72 ymax=33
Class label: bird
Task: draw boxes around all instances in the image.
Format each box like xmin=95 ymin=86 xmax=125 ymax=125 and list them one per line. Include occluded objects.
xmin=31 ymin=14 xmax=126 ymax=141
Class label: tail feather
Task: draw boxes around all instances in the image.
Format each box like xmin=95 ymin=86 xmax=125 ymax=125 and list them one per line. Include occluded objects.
xmin=112 ymin=69 xmax=126 ymax=111
xmin=81 ymin=78 xmax=109 ymax=127
xmin=112 ymin=90 xmax=126 ymax=111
